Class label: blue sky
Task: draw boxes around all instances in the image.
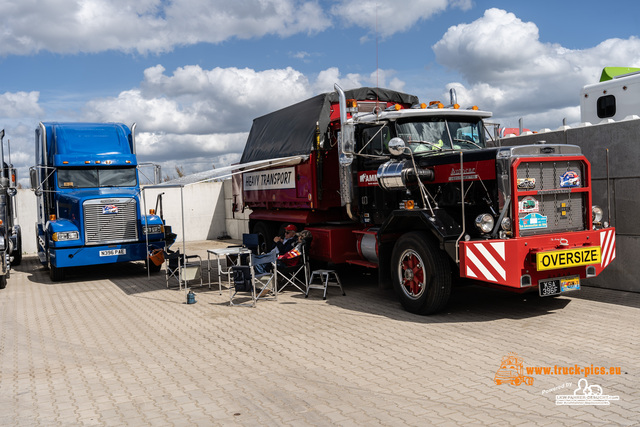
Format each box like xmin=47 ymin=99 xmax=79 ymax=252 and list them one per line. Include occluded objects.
xmin=1 ymin=0 xmax=639 ymax=185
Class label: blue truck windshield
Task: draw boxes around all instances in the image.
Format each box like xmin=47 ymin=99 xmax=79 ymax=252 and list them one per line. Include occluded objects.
xmin=57 ymin=167 xmax=137 ymax=188
xmin=396 ymin=118 xmax=485 ymax=153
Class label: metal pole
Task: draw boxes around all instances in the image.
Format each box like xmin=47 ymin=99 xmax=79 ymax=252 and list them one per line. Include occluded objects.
xmin=455 ymin=151 xmax=465 ymax=264
xmin=181 ymin=186 xmax=186 ymax=289
xmin=606 ymin=149 xmax=611 ymax=226
xmin=142 ymin=188 xmax=150 ymax=279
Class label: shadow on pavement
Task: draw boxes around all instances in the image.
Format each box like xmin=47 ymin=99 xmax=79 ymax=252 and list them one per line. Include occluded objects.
xmin=316 ymin=264 xmax=574 ymax=323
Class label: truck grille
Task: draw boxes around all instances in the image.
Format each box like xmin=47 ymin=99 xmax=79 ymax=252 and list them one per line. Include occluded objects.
xmin=516 ymin=160 xmax=586 ymax=237
xmin=83 ymin=198 xmax=139 ymax=245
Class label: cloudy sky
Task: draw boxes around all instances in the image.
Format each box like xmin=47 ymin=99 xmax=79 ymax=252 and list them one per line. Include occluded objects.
xmin=1 ymin=0 xmax=639 ymax=185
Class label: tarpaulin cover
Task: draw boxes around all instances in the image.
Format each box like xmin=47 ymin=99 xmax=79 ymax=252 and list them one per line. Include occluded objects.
xmin=240 ymin=87 xmax=419 ymax=163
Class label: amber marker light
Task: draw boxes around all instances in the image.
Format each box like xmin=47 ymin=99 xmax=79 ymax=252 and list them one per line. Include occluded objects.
xmin=149 ymin=209 xmax=156 ymax=215
xmin=49 ymin=214 xmax=56 ymax=221
xmin=404 ymin=200 xmax=415 ymax=209
xmin=420 ymin=103 xmax=427 ymax=109
xmin=394 ymin=104 xmax=402 ymax=111
xmin=453 ymin=104 xmax=460 ymax=109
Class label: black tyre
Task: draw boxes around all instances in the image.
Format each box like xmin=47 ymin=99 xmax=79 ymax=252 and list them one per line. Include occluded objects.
xmin=11 ymin=227 xmax=22 ymax=266
xmin=252 ymin=221 xmax=276 ymax=253
xmin=390 ymin=232 xmax=451 ymax=315
xmin=148 ymin=260 xmax=162 ymax=273
xmin=49 ymin=262 xmax=65 ymax=282
xmin=0 ymin=275 xmax=6 ymax=289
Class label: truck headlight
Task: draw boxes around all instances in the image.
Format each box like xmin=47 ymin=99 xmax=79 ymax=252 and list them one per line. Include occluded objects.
xmin=592 ymin=205 xmax=603 ymax=223
xmin=475 ymin=214 xmax=494 ymax=234
xmin=143 ymin=225 xmax=164 ymax=234
xmin=501 ymin=217 xmax=512 ymax=231
xmin=52 ymin=231 xmax=79 ymax=241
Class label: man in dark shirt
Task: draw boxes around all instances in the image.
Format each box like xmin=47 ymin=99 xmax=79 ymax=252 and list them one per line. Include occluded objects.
xmin=273 ymin=224 xmax=297 ymax=254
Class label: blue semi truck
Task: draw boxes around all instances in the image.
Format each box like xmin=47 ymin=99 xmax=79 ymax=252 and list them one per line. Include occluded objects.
xmin=30 ymin=122 xmax=171 ymax=281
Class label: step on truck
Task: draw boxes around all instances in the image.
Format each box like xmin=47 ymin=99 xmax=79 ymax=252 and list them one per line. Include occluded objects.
xmin=0 ymin=129 xmax=22 ymax=289
xmin=235 ymin=85 xmax=616 ymax=314
xmin=30 ymin=122 xmax=172 ymax=281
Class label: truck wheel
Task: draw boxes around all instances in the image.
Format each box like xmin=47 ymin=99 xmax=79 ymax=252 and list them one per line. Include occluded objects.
xmin=391 ymin=232 xmax=451 ymax=315
xmin=148 ymin=260 xmax=162 ymax=273
xmin=252 ymin=221 xmax=275 ymax=253
xmin=0 ymin=275 xmax=6 ymax=289
xmin=49 ymin=263 xmax=65 ymax=282
xmin=11 ymin=228 xmax=22 ymax=266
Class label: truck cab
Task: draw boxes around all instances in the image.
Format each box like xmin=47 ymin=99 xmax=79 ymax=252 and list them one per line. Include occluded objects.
xmin=30 ymin=122 xmax=170 ymax=281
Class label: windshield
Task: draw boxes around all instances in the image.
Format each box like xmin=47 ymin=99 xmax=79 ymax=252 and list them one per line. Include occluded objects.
xmin=57 ymin=167 xmax=138 ymax=189
xmin=396 ymin=118 xmax=485 ymax=153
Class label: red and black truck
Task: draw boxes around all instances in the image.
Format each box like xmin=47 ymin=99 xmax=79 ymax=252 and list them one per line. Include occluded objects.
xmin=234 ymin=85 xmax=616 ymax=314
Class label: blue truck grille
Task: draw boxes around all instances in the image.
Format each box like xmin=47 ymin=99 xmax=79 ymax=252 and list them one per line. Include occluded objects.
xmin=83 ymin=198 xmax=139 ymax=245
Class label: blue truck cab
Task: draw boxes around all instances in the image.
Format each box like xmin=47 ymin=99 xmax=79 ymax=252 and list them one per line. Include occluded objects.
xmin=30 ymin=122 xmax=170 ymax=281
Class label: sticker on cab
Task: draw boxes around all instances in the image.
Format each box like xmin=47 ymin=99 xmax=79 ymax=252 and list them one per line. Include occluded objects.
xmin=519 ymin=213 xmax=547 ymax=230
xmin=102 ymin=205 xmax=119 ymax=214
xmin=517 ymin=178 xmax=536 ymax=190
xmin=519 ymin=196 xmax=539 ymax=213
xmin=560 ymin=170 xmax=580 ymax=188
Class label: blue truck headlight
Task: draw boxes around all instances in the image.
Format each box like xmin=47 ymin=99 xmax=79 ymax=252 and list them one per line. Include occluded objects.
xmin=143 ymin=225 xmax=164 ymax=234
xmin=52 ymin=231 xmax=80 ymax=242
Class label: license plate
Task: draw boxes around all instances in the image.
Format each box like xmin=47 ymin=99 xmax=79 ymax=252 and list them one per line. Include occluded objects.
xmin=99 ymin=249 xmax=126 ymax=257
xmin=539 ymin=276 xmax=580 ymax=297
xmin=536 ymin=246 xmax=601 ymax=271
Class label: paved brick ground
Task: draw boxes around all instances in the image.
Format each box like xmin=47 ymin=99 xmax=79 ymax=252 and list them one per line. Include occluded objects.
xmin=1 ymin=240 xmax=638 ymax=426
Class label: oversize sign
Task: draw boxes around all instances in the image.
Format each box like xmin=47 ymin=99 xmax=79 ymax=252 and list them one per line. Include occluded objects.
xmin=536 ymin=246 xmax=602 ymax=271
xmin=244 ymin=167 xmax=295 ymax=191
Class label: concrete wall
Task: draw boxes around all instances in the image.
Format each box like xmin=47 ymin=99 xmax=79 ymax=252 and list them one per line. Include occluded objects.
xmin=223 ymin=179 xmax=250 ymax=240
xmin=499 ymin=117 xmax=640 ymax=291
xmin=14 ymin=181 xmax=227 ymax=255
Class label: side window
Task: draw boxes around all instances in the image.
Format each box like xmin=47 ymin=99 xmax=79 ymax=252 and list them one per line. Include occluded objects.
xmin=597 ymin=95 xmax=616 ymax=119
xmin=362 ymin=126 xmax=390 ymax=155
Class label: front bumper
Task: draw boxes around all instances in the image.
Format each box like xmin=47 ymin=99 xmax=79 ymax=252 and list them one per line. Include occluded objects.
xmin=49 ymin=241 xmax=166 ymax=269
xmin=459 ymin=227 xmax=616 ymax=288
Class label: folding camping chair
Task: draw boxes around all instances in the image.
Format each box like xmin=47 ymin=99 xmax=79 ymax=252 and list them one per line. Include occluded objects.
xmin=226 ymin=233 xmax=261 ymax=265
xmin=165 ymin=249 xmax=203 ymax=290
xmin=276 ymin=243 xmax=310 ymax=294
xmin=229 ymin=251 xmax=278 ymax=307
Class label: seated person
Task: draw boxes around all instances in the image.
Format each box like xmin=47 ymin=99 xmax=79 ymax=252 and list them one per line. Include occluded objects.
xmin=253 ymin=230 xmax=312 ymax=274
xmin=273 ymin=224 xmax=298 ymax=254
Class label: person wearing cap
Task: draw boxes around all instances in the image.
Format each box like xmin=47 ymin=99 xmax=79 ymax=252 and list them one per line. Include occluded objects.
xmin=273 ymin=224 xmax=297 ymax=254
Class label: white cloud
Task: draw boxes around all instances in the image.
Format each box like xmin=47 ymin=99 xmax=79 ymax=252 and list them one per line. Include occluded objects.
xmin=0 ymin=0 xmax=330 ymax=55
xmin=0 ymin=91 xmax=44 ymax=118
xmin=331 ymin=0 xmax=472 ymax=38
xmin=432 ymin=8 xmax=640 ymax=129
xmin=82 ymin=64 xmax=405 ymax=176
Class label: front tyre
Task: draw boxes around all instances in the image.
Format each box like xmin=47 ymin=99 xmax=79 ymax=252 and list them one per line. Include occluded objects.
xmin=391 ymin=232 xmax=451 ymax=315
xmin=148 ymin=260 xmax=162 ymax=273
xmin=11 ymin=227 xmax=22 ymax=266
xmin=49 ymin=262 xmax=65 ymax=282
